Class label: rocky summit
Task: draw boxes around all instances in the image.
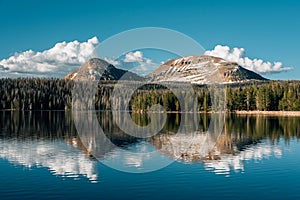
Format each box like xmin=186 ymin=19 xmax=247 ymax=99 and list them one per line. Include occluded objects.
xmin=64 ymin=56 xmax=267 ymax=84
xmin=147 ymin=55 xmax=267 ymax=84
xmin=64 ymin=58 xmax=143 ymax=81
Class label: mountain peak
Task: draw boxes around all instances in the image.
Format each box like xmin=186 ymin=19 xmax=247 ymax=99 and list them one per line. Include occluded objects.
xmin=64 ymin=58 xmax=143 ymax=81
xmin=65 ymin=56 xmax=267 ymax=84
xmin=147 ymin=55 xmax=267 ymax=84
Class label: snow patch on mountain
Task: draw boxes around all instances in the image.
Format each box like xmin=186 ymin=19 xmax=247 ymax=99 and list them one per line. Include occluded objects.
xmin=147 ymin=55 xmax=267 ymax=84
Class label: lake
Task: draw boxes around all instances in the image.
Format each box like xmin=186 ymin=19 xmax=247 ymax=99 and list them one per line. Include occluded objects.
xmin=0 ymin=111 xmax=300 ymax=200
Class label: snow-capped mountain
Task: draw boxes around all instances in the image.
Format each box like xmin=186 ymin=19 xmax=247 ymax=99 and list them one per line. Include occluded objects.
xmin=147 ymin=55 xmax=267 ymax=84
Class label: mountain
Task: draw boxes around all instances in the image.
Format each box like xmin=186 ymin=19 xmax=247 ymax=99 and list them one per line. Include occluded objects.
xmin=147 ymin=55 xmax=267 ymax=84
xmin=64 ymin=58 xmax=144 ymax=81
xmin=65 ymin=56 xmax=267 ymax=84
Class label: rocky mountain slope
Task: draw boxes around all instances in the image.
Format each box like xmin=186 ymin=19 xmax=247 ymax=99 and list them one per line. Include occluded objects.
xmin=64 ymin=58 xmax=143 ymax=81
xmin=147 ymin=55 xmax=267 ymax=84
xmin=64 ymin=56 xmax=267 ymax=84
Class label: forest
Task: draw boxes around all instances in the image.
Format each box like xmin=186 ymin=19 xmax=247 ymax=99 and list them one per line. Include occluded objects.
xmin=0 ymin=78 xmax=299 ymax=112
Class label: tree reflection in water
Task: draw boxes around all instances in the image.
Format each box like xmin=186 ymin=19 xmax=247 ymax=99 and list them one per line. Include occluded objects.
xmin=0 ymin=111 xmax=299 ymax=180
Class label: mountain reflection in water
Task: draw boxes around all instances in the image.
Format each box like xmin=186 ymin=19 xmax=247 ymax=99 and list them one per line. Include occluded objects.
xmin=0 ymin=111 xmax=299 ymax=182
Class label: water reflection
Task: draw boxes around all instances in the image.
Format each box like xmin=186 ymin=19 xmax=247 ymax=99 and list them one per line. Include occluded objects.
xmin=73 ymin=111 xmax=224 ymax=172
xmin=0 ymin=111 xmax=98 ymax=183
xmin=203 ymin=142 xmax=282 ymax=175
xmin=0 ymin=139 xmax=98 ymax=182
xmin=0 ymin=111 xmax=299 ymax=181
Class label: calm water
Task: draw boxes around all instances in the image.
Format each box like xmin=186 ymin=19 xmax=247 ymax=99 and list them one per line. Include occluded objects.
xmin=0 ymin=111 xmax=300 ymax=200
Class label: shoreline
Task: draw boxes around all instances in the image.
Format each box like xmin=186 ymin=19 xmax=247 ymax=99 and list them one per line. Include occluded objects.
xmin=1 ymin=109 xmax=300 ymax=116
xmin=234 ymin=110 xmax=300 ymax=116
xmin=131 ymin=110 xmax=300 ymax=116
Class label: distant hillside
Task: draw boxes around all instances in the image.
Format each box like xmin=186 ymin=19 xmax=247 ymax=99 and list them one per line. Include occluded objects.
xmin=147 ymin=55 xmax=267 ymax=84
xmin=64 ymin=58 xmax=144 ymax=81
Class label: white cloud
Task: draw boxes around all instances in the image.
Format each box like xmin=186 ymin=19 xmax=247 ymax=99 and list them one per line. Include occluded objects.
xmin=204 ymin=45 xmax=292 ymax=73
xmin=124 ymin=51 xmax=143 ymax=62
xmin=0 ymin=40 xmax=160 ymax=77
xmin=122 ymin=51 xmax=160 ymax=76
xmin=105 ymin=51 xmax=160 ymax=76
xmin=0 ymin=37 xmax=99 ymax=77
xmin=2 ymin=39 xmax=290 ymax=78
xmin=103 ymin=57 xmax=120 ymax=66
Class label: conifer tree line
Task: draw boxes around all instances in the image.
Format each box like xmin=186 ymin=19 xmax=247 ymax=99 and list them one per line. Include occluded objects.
xmin=0 ymin=78 xmax=73 ymax=110
xmin=128 ymin=81 xmax=300 ymax=112
xmin=226 ymin=81 xmax=300 ymax=111
xmin=0 ymin=78 xmax=299 ymax=111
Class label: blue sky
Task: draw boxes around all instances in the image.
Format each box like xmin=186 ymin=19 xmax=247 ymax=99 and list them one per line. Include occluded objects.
xmin=0 ymin=0 xmax=299 ymax=79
